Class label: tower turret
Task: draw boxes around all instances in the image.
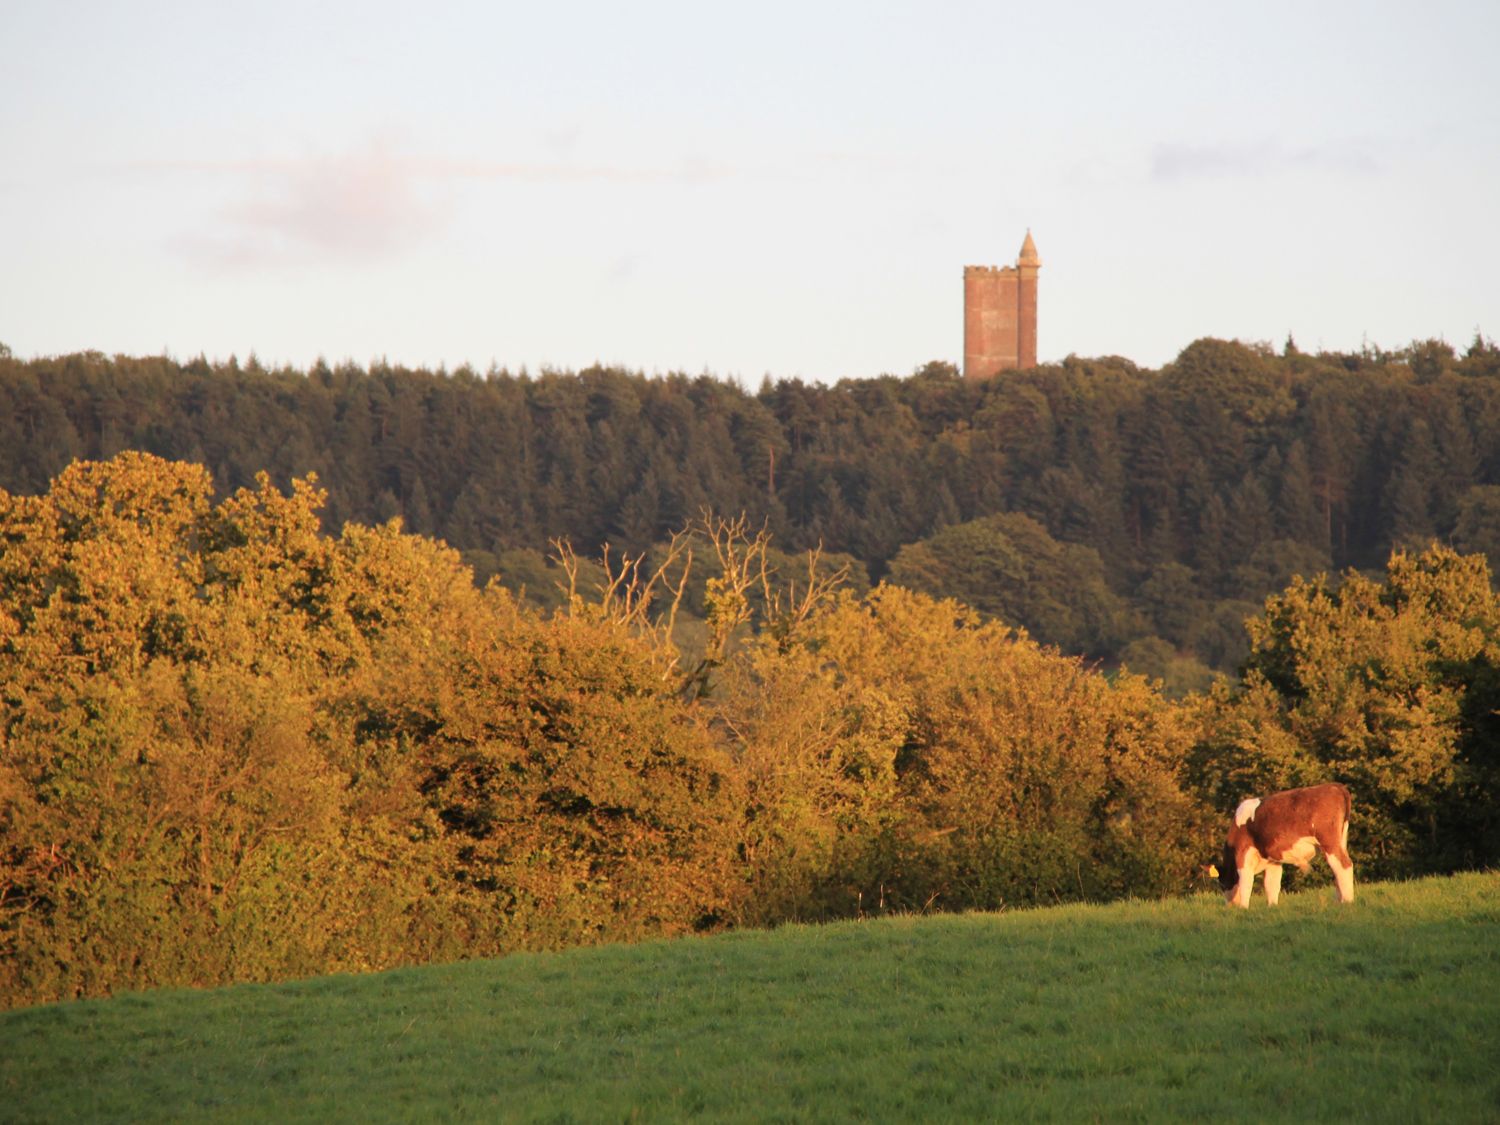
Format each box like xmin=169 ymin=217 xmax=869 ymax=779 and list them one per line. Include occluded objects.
xmin=1016 ymin=230 xmax=1040 ymax=369
xmin=1018 ymin=229 xmax=1041 ymax=268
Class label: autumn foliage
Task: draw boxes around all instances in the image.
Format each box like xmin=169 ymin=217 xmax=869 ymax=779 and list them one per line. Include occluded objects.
xmin=0 ymin=454 xmax=741 ymax=1004
xmin=3 ymin=454 xmax=1498 ymax=1008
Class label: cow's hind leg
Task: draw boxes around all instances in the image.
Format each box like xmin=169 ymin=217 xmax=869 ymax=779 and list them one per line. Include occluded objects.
xmin=1263 ymin=863 xmax=1284 ymax=906
xmin=1314 ymin=816 xmax=1362 ymax=906
xmin=1326 ymin=850 xmax=1354 ymax=903
xmin=1319 ymin=820 xmax=1355 ymax=903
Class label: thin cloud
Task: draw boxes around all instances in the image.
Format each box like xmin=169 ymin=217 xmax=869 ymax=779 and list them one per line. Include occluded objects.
xmin=430 ymin=155 xmax=734 ymax=185
xmin=167 ymin=146 xmax=440 ymax=270
xmin=160 ymin=145 xmax=736 ymax=270
xmin=604 ymin=252 xmax=644 ymax=284
xmin=1151 ymin=140 xmax=1380 ymax=182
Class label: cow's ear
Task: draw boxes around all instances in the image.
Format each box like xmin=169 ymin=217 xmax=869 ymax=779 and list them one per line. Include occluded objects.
xmin=1205 ymin=864 xmax=1219 ymax=879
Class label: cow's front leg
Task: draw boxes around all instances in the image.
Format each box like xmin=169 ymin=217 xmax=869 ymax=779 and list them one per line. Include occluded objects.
xmin=1262 ymin=863 xmax=1283 ymax=905
xmin=1232 ymin=863 xmax=1256 ymax=908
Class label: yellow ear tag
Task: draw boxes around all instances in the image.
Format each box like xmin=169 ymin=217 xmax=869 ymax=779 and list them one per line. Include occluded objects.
xmin=1208 ymin=865 xmax=1218 ymax=878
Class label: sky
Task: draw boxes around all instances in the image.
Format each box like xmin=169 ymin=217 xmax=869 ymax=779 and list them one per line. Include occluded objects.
xmin=3 ymin=0 xmax=1498 ymax=383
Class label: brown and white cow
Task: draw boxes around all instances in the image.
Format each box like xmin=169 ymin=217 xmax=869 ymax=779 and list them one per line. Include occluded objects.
xmin=1209 ymin=783 xmax=1354 ymax=908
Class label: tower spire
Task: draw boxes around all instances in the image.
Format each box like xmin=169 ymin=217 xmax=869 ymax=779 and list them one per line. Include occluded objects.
xmin=1018 ymin=229 xmax=1041 ymax=267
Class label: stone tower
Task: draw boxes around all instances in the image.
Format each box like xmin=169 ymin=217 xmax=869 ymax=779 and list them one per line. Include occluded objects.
xmin=963 ymin=231 xmax=1040 ymax=380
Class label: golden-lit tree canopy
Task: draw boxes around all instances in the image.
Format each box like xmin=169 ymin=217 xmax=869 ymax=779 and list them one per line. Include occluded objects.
xmin=0 ymin=455 xmax=741 ymax=1004
xmin=4 ymin=453 xmax=1500 ymax=1009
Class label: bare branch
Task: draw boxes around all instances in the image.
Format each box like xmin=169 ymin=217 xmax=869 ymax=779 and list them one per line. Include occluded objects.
xmin=550 ymin=537 xmax=581 ymax=607
xmin=550 ymin=529 xmax=696 ymax=681
xmin=765 ymin=541 xmax=849 ymax=649
xmin=677 ymin=511 xmax=774 ymax=701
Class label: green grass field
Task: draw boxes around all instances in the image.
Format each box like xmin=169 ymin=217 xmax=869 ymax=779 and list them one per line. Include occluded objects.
xmin=4 ymin=872 xmax=1498 ymax=1122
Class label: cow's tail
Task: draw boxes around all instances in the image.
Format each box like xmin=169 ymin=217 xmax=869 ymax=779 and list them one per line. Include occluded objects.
xmin=1338 ymin=783 xmax=1352 ymax=852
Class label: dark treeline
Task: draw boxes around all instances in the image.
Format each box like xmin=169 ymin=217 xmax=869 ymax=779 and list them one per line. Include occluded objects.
xmin=4 ymin=335 xmax=1500 ymax=679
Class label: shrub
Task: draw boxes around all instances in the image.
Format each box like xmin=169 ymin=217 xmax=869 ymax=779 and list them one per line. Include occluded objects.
xmin=0 ymin=455 xmax=744 ymax=1007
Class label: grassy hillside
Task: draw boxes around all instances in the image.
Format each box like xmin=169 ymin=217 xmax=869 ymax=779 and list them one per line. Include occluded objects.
xmin=5 ymin=873 xmax=1498 ymax=1122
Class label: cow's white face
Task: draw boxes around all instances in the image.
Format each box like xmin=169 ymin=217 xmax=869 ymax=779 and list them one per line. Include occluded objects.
xmin=1211 ymin=845 xmax=1238 ymax=897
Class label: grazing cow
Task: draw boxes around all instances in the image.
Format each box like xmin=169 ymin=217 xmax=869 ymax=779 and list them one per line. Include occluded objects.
xmin=1209 ymin=783 xmax=1354 ymax=908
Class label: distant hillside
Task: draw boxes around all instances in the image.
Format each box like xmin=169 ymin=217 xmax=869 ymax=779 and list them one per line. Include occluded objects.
xmin=5 ymin=871 xmax=1497 ymax=1122
xmin=4 ymin=337 xmax=1499 ymax=676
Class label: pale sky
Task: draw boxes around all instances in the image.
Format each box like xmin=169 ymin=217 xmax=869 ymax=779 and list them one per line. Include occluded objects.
xmin=3 ymin=1 xmax=1498 ymax=382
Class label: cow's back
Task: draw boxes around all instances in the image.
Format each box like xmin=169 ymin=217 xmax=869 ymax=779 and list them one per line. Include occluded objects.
xmin=1244 ymin=782 xmax=1350 ymax=857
